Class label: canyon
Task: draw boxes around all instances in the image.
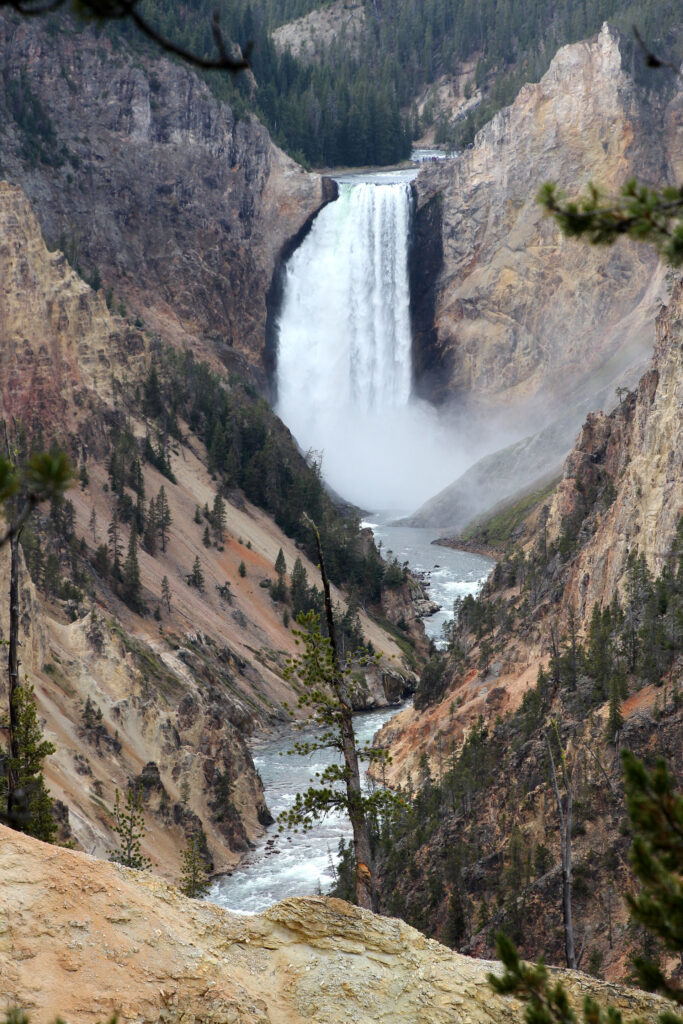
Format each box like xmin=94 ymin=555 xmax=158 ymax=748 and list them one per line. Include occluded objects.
xmin=0 ymin=5 xmax=681 ymax=1016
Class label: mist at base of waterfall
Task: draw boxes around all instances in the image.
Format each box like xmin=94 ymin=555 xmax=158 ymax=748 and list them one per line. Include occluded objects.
xmin=293 ymin=398 xmax=469 ymax=510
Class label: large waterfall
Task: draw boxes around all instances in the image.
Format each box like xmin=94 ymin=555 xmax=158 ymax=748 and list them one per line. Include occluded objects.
xmin=275 ymin=175 xmax=463 ymax=510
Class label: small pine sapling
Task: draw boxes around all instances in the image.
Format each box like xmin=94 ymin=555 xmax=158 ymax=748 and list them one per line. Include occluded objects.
xmin=108 ymin=784 xmax=151 ymax=870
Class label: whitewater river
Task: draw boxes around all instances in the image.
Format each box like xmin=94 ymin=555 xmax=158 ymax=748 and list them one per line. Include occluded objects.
xmin=210 ymin=520 xmax=492 ymax=913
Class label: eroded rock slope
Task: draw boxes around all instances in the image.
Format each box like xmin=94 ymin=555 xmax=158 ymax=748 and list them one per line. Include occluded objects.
xmin=0 ymin=825 xmax=672 ymax=1024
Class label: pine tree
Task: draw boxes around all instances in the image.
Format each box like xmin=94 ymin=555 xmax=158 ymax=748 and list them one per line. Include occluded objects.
xmin=121 ymin=522 xmax=142 ymax=609
xmin=202 ymin=524 xmax=211 ymax=548
xmin=156 ymin=486 xmax=172 ymax=553
xmin=88 ymin=506 xmax=98 ymax=542
xmin=274 ymin=547 xmax=287 ymax=578
xmin=178 ymin=834 xmax=211 ymax=898
xmin=1 ymin=681 xmax=56 ymax=842
xmin=108 ymin=785 xmax=151 ymax=870
xmin=107 ymin=509 xmax=123 ymax=580
xmin=290 ymin=556 xmax=308 ymax=616
xmin=238 ymin=560 xmax=246 ymax=578
xmin=143 ymin=494 xmax=158 ymax=555
xmin=161 ymin=575 xmax=171 ymax=612
xmin=188 ymin=556 xmax=204 ymax=591
xmin=211 ymin=493 xmax=227 ymax=543
xmin=623 ymin=751 xmax=683 ymax=1008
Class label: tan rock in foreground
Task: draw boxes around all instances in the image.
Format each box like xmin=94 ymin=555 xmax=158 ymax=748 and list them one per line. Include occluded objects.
xmin=0 ymin=826 xmax=670 ymax=1024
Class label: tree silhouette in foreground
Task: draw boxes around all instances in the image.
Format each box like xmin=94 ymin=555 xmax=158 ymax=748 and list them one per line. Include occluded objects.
xmin=0 ymin=0 xmax=252 ymax=73
xmin=489 ymin=751 xmax=682 ymax=1024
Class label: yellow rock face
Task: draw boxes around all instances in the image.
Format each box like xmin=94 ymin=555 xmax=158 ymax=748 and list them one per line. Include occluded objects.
xmin=412 ymin=24 xmax=677 ymax=414
xmin=0 ymin=825 xmax=672 ymax=1024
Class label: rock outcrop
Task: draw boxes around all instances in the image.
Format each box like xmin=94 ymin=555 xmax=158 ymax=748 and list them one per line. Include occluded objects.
xmin=0 ymin=12 xmax=330 ymax=377
xmin=0 ymin=825 xmax=671 ymax=1024
xmin=272 ymin=0 xmax=366 ymax=62
xmin=546 ymin=275 xmax=683 ymax=623
xmin=411 ymin=25 xmax=678 ymax=419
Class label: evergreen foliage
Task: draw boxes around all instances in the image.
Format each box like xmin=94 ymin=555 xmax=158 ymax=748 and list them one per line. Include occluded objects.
xmin=108 ymin=785 xmax=151 ymax=870
xmin=161 ymin=574 xmax=172 ymax=612
xmin=539 ymin=181 xmax=683 ymax=267
xmin=178 ymin=833 xmax=212 ymax=898
xmin=0 ymin=682 xmax=56 ymax=842
xmin=278 ymin=611 xmax=395 ymax=834
xmin=121 ymin=522 xmax=142 ymax=609
xmin=188 ymin=555 xmax=205 ymax=591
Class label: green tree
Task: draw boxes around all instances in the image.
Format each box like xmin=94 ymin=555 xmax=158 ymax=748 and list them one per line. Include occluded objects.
xmin=623 ymin=751 xmax=683 ymax=1006
xmin=274 ymin=547 xmax=287 ymax=578
xmin=121 ymin=522 xmax=142 ymax=608
xmin=108 ymin=785 xmax=151 ymax=870
xmin=161 ymin=574 xmax=171 ymax=612
xmin=605 ymin=678 xmax=624 ymax=742
xmin=238 ymin=559 xmax=246 ymax=578
xmin=211 ymin=493 xmax=227 ymax=544
xmin=178 ymin=834 xmax=211 ymax=898
xmin=188 ymin=556 xmax=204 ymax=591
xmin=107 ymin=509 xmax=123 ymax=580
xmin=1 ymin=681 xmax=56 ymax=842
xmin=156 ymin=485 xmax=172 ymax=553
xmin=0 ymin=447 xmax=72 ymax=550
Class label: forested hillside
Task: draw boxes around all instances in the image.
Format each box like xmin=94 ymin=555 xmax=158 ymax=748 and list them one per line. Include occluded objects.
xmin=103 ymin=0 xmax=682 ymax=166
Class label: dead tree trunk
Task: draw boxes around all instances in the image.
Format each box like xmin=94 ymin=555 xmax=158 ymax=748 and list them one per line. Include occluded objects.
xmin=309 ymin=518 xmax=375 ymax=912
xmin=546 ymin=729 xmax=576 ymax=969
xmin=6 ymin=530 xmax=21 ymax=823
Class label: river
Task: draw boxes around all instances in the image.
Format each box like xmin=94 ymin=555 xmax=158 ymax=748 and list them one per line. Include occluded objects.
xmin=210 ymin=520 xmax=493 ymax=913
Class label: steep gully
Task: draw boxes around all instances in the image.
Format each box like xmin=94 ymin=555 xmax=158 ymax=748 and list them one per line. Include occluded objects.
xmin=216 ymin=171 xmax=493 ymax=908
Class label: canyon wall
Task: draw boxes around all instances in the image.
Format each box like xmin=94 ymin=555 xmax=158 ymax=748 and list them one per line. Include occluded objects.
xmin=411 ymin=24 xmax=680 ymax=419
xmin=0 ymin=12 xmax=331 ymax=377
xmin=546 ymin=275 xmax=683 ymax=622
xmin=0 ymin=824 xmax=671 ymax=1024
xmin=0 ymin=180 xmax=410 ymax=875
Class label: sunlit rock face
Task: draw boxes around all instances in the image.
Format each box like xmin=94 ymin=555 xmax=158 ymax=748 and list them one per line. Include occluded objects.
xmin=411 ymin=24 xmax=679 ymax=420
xmin=0 ymin=825 xmax=672 ymax=1024
xmin=0 ymin=12 xmax=327 ymax=374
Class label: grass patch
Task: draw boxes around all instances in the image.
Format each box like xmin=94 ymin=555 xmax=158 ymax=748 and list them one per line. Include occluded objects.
xmin=461 ymin=476 xmax=560 ymax=550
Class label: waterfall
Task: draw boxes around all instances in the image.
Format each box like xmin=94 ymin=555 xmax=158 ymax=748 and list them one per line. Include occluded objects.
xmin=275 ymin=176 xmax=463 ymax=510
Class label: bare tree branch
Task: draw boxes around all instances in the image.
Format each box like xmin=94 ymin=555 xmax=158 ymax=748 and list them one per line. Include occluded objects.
xmin=0 ymin=0 xmax=252 ymax=73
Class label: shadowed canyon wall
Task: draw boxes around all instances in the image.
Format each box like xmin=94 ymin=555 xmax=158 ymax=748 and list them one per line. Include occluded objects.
xmin=0 ymin=12 xmax=328 ymax=376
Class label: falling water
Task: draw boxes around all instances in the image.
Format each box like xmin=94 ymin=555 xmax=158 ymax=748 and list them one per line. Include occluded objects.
xmin=275 ymin=174 xmax=465 ymax=510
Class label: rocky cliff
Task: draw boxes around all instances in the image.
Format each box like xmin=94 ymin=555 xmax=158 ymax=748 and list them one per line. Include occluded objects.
xmin=0 ymin=11 xmax=331 ymax=379
xmin=411 ymin=23 xmax=679 ymax=419
xmin=0 ymin=825 xmax=672 ymax=1024
xmin=545 ymin=274 xmax=683 ymax=622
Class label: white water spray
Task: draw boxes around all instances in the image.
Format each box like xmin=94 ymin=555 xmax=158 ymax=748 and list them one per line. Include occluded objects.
xmin=275 ymin=177 xmax=465 ymax=510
